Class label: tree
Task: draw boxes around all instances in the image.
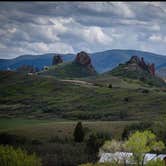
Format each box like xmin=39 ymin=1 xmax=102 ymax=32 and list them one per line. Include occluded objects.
xmin=86 ymin=132 xmax=104 ymax=153
xmin=101 ymin=140 xmax=128 ymax=166
xmin=125 ymin=130 xmax=165 ymax=166
xmin=108 ymin=84 xmax=112 ymax=88
xmin=0 ymin=145 xmax=41 ymax=166
xmin=73 ymin=122 xmax=84 ymax=142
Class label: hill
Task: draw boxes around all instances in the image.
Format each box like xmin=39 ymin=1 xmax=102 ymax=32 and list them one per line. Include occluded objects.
xmin=0 ymin=49 xmax=166 ymax=74
xmin=39 ymin=51 xmax=97 ymax=78
xmin=0 ymin=71 xmax=166 ymax=121
xmin=106 ymin=56 xmax=166 ymax=87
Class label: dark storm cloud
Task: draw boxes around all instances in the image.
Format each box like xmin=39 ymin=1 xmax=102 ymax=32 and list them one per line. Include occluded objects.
xmin=0 ymin=2 xmax=166 ymax=58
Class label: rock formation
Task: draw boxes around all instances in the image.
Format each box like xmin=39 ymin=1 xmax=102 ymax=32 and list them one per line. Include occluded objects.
xmin=74 ymin=51 xmax=96 ymax=74
xmin=52 ymin=55 xmax=63 ymax=65
xmin=148 ymin=63 xmax=155 ymax=76
xmin=127 ymin=56 xmax=155 ymax=76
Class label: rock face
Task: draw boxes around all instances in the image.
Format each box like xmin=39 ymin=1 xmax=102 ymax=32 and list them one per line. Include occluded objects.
xmin=75 ymin=51 xmax=96 ymax=74
xmin=127 ymin=56 xmax=155 ymax=76
xmin=75 ymin=51 xmax=91 ymax=65
xmin=52 ymin=55 xmax=63 ymax=65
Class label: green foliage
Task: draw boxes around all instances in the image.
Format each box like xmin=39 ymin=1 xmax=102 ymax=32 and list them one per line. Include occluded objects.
xmin=79 ymin=163 xmax=115 ymax=166
xmin=152 ymin=119 xmax=166 ymax=145
xmin=73 ymin=122 xmax=85 ymax=142
xmin=125 ymin=131 xmax=165 ymax=166
xmin=122 ymin=121 xmax=153 ymax=140
xmin=0 ymin=145 xmax=41 ymax=166
xmin=101 ymin=139 xmax=124 ymax=153
xmin=145 ymin=159 xmax=165 ymax=166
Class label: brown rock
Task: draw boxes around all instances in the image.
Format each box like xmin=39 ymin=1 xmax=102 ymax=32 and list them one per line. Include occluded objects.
xmin=75 ymin=51 xmax=96 ymax=74
xmin=52 ymin=55 xmax=63 ymax=65
xmin=127 ymin=56 xmax=155 ymax=76
xmin=75 ymin=51 xmax=91 ymax=65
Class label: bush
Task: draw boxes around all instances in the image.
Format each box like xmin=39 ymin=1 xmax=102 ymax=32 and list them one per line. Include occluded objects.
xmin=108 ymin=84 xmax=112 ymax=88
xmin=124 ymin=97 xmax=129 ymax=102
xmin=0 ymin=145 xmax=41 ymax=166
xmin=0 ymin=132 xmax=27 ymax=146
xmin=146 ymin=159 xmax=165 ymax=166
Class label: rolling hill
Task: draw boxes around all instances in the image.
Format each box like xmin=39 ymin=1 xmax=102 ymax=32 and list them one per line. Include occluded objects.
xmin=104 ymin=56 xmax=166 ymax=87
xmin=0 ymin=70 xmax=166 ymax=121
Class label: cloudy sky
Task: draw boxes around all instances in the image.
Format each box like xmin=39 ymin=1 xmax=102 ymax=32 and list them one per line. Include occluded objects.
xmin=0 ymin=1 xmax=166 ymax=59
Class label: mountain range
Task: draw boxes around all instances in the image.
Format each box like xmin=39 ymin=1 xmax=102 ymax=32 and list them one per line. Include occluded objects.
xmin=0 ymin=49 xmax=166 ymax=73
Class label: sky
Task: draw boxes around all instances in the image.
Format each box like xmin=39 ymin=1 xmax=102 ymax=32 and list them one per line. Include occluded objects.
xmin=0 ymin=1 xmax=166 ymax=59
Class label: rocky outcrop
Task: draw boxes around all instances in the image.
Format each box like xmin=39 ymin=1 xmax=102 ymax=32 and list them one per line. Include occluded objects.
xmin=127 ymin=56 xmax=155 ymax=76
xmin=52 ymin=55 xmax=63 ymax=65
xmin=75 ymin=51 xmax=96 ymax=74
xmin=75 ymin=51 xmax=91 ymax=66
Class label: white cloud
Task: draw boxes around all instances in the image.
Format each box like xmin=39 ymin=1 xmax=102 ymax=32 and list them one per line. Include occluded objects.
xmin=82 ymin=26 xmax=113 ymax=44
xmin=112 ymin=2 xmax=135 ymax=18
xmin=0 ymin=2 xmax=166 ymax=58
xmin=149 ymin=34 xmax=166 ymax=43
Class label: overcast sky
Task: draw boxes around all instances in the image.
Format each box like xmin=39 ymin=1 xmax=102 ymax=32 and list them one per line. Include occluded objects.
xmin=0 ymin=1 xmax=166 ymax=59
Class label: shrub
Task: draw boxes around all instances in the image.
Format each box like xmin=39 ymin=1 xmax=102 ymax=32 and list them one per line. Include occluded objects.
xmin=146 ymin=159 xmax=165 ymax=166
xmin=108 ymin=84 xmax=112 ymax=88
xmin=124 ymin=97 xmax=129 ymax=102
xmin=0 ymin=145 xmax=41 ymax=166
xmin=0 ymin=132 xmax=27 ymax=146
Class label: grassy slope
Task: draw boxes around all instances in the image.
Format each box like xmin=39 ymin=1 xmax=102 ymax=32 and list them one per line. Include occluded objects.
xmin=39 ymin=61 xmax=97 ymax=78
xmin=0 ymin=71 xmax=166 ymax=121
xmin=108 ymin=64 xmax=166 ymax=87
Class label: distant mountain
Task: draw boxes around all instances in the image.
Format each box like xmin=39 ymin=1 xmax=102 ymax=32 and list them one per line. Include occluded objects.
xmin=106 ymin=56 xmax=166 ymax=87
xmin=0 ymin=49 xmax=166 ymax=74
xmin=0 ymin=53 xmax=75 ymax=71
xmin=39 ymin=51 xmax=97 ymax=78
xmin=90 ymin=49 xmax=166 ymax=73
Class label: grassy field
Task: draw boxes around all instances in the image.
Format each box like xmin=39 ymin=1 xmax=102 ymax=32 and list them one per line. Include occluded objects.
xmin=0 ymin=118 xmax=138 ymax=140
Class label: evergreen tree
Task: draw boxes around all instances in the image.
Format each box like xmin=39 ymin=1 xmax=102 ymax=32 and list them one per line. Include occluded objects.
xmin=73 ymin=122 xmax=84 ymax=142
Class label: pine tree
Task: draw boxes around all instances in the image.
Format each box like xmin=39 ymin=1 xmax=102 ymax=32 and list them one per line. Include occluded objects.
xmin=73 ymin=122 xmax=84 ymax=142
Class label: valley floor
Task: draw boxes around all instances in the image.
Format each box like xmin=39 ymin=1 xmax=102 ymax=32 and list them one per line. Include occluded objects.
xmin=0 ymin=118 xmax=137 ymax=140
